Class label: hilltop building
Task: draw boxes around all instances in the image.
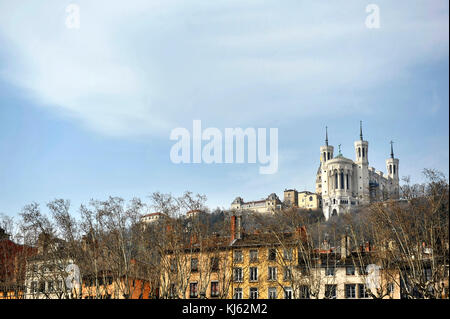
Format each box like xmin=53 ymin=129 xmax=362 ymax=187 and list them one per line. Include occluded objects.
xmin=316 ymin=123 xmax=400 ymax=220
xmin=231 ymin=193 xmax=282 ymax=214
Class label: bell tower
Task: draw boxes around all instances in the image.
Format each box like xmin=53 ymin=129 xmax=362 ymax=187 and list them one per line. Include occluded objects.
xmin=386 ymin=141 xmax=400 ymax=199
xmin=354 ymin=121 xmax=370 ymax=204
xmin=317 ymin=126 xmax=334 ymax=196
xmin=354 ymin=121 xmax=369 ymax=164
xmin=320 ymin=126 xmax=334 ymax=163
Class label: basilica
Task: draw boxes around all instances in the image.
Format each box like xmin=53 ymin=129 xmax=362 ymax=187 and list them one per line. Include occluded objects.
xmin=316 ymin=122 xmax=400 ymax=220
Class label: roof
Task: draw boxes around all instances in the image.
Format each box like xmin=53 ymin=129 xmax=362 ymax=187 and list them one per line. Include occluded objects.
xmin=141 ymin=212 xmax=166 ymax=218
xmin=186 ymin=209 xmax=202 ymax=215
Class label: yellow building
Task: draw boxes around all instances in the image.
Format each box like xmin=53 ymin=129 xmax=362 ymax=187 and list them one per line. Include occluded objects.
xmin=231 ymin=194 xmax=282 ymax=214
xmin=161 ymin=215 xmax=401 ymax=299
xmin=283 ymin=189 xmax=298 ymax=207
xmin=298 ymin=191 xmax=322 ymax=210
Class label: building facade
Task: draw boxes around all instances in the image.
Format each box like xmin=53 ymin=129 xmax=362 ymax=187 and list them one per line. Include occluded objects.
xmin=316 ymin=123 xmax=400 ymax=220
xmin=297 ymin=191 xmax=322 ymax=210
xmin=231 ymin=193 xmax=282 ymax=214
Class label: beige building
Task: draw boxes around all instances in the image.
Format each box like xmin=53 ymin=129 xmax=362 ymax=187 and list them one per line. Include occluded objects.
xmin=140 ymin=212 xmax=167 ymax=224
xmin=298 ymin=191 xmax=322 ymax=210
xmin=231 ymin=193 xmax=282 ymax=213
xmin=283 ymin=189 xmax=298 ymax=207
xmin=162 ymin=215 xmax=402 ymax=299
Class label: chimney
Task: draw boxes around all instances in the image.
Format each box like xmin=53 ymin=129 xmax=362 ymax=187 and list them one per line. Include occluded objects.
xmin=236 ymin=215 xmax=242 ymax=240
xmin=37 ymin=232 xmax=50 ymax=255
xmin=340 ymin=234 xmax=350 ymax=259
xmin=230 ymin=215 xmax=236 ymax=243
xmin=295 ymin=226 xmax=307 ymax=242
xmin=230 ymin=214 xmax=242 ymax=243
xmin=190 ymin=234 xmax=198 ymax=245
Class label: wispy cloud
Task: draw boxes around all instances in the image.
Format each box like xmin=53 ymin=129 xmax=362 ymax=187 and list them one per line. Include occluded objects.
xmin=0 ymin=0 xmax=448 ymax=137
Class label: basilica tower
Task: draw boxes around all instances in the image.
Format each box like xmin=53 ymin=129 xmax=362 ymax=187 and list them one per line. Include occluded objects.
xmin=316 ymin=127 xmax=334 ymax=195
xmin=354 ymin=121 xmax=370 ymax=204
xmin=386 ymin=141 xmax=400 ymax=199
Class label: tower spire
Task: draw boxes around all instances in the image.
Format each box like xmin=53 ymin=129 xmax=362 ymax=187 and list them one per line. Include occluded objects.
xmin=325 ymin=126 xmax=328 ymax=146
xmin=390 ymin=140 xmax=394 ymax=158
xmin=360 ymin=120 xmax=363 ymax=141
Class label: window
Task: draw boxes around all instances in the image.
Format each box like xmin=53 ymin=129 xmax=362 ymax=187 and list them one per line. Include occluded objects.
xmin=268 ymin=287 xmax=277 ymax=299
xmin=249 ymin=250 xmax=258 ymax=262
xmin=190 ymin=258 xmax=198 ymax=272
xmin=210 ymin=257 xmax=219 ymax=272
xmin=268 ymin=248 xmax=276 ymax=261
xmin=325 ymin=266 xmax=335 ymax=276
xmin=345 ymin=284 xmax=356 ymax=299
xmin=234 ymin=250 xmax=243 ymax=263
xmin=249 ymin=267 xmax=258 ymax=282
xmin=169 ymin=284 xmax=176 ymax=298
xmin=358 ymin=284 xmax=370 ymax=299
xmin=284 ymin=287 xmax=293 ymax=299
xmin=284 ymin=267 xmax=292 ymax=281
xmin=233 ymin=268 xmax=243 ymax=282
xmin=325 ymin=284 xmax=336 ymax=299
xmin=359 ymin=266 xmax=368 ymax=275
xmin=283 ymin=249 xmax=292 ymax=260
xmin=346 ymin=266 xmax=355 ymax=276
xmin=358 ymin=147 xmax=361 ymax=157
xmin=249 ymin=287 xmax=258 ymax=299
xmin=31 ymin=281 xmax=37 ymax=294
xmin=233 ymin=288 xmax=243 ymax=299
xmin=210 ymin=281 xmax=219 ymax=298
xmin=39 ymin=282 xmax=45 ymax=293
xmin=189 ymin=282 xmax=198 ymax=298
xmin=170 ymin=258 xmax=177 ymax=273
xmin=299 ymin=285 xmax=310 ymax=299
xmin=47 ymin=281 xmax=54 ymax=292
xmin=309 ymin=196 xmax=313 ymax=201
xmin=387 ymin=282 xmax=395 ymax=295
xmin=268 ymin=267 xmax=277 ymax=281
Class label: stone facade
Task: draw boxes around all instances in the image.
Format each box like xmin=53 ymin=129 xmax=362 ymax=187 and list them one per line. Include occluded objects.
xmin=231 ymin=193 xmax=282 ymax=214
xmin=316 ymin=123 xmax=399 ymax=220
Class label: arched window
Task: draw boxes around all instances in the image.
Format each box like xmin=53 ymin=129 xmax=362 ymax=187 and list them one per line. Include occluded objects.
xmin=327 ymin=152 xmax=330 ymax=160
xmin=346 ymin=174 xmax=349 ymax=189
xmin=358 ymin=148 xmax=361 ymax=157
xmin=323 ymin=152 xmax=326 ymax=162
xmin=332 ymin=209 xmax=337 ymax=216
xmin=334 ymin=173 xmax=338 ymax=189
xmin=340 ymin=172 xmax=344 ymax=189
xmin=393 ymin=165 xmax=396 ymax=174
xmin=389 ymin=165 xmax=392 ymax=174
xmin=362 ymin=147 xmax=365 ymax=158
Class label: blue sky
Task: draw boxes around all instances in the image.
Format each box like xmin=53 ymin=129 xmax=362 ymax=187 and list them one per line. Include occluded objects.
xmin=0 ymin=0 xmax=448 ymax=217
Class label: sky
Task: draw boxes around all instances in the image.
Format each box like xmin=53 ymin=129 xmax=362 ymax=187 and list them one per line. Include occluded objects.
xmin=0 ymin=0 xmax=448 ymax=217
